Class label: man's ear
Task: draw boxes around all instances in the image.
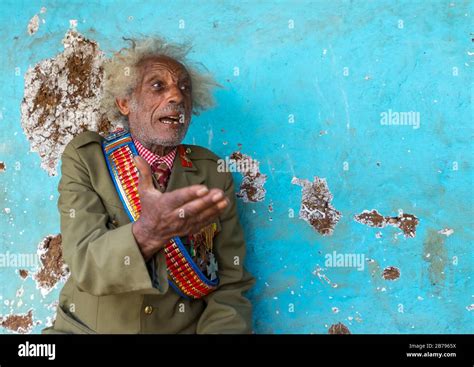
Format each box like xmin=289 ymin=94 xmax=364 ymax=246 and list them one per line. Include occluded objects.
xmin=115 ymin=97 xmax=130 ymax=116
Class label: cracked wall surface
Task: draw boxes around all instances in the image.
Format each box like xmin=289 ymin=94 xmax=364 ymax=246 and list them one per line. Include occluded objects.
xmin=0 ymin=1 xmax=472 ymax=334
xmin=21 ymin=29 xmax=114 ymax=176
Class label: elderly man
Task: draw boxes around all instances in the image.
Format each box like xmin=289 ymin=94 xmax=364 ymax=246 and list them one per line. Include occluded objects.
xmin=43 ymin=38 xmax=255 ymax=334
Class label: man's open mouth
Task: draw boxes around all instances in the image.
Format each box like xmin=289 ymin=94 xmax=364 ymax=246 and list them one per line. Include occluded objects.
xmin=159 ymin=114 xmax=183 ymax=125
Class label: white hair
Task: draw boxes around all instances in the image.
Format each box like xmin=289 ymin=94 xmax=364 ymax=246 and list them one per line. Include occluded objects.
xmin=101 ymin=37 xmax=218 ymax=125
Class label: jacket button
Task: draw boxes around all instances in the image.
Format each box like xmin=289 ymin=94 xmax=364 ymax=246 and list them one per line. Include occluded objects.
xmin=144 ymin=305 xmax=153 ymax=315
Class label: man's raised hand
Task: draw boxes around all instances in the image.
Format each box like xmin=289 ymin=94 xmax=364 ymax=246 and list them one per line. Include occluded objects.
xmin=131 ymin=156 xmax=229 ymax=261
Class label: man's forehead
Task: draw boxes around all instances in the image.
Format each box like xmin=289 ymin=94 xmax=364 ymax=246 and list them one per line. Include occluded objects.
xmin=139 ymin=55 xmax=189 ymax=79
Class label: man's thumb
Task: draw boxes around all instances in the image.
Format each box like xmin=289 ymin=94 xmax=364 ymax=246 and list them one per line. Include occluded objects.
xmin=133 ymin=155 xmax=154 ymax=192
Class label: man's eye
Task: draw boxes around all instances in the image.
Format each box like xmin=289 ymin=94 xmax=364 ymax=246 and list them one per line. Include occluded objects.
xmin=152 ymin=81 xmax=163 ymax=89
xmin=180 ymin=84 xmax=190 ymax=91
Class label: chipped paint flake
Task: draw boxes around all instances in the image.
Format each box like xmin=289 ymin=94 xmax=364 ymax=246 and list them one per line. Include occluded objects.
xmin=438 ymin=228 xmax=454 ymax=237
xmin=1 ymin=310 xmax=33 ymax=334
xmin=292 ymin=176 xmax=341 ymax=236
xmin=19 ymin=269 xmax=29 ymax=279
xmin=27 ymin=14 xmax=40 ymax=35
xmin=328 ymin=322 xmax=351 ymax=334
xmin=231 ymin=151 xmax=267 ymax=202
xmin=34 ymin=234 xmax=69 ymax=296
xmin=382 ymin=266 xmax=401 ymax=280
xmin=21 ymin=30 xmax=117 ymax=176
xmin=354 ymin=209 xmax=386 ymax=227
xmin=354 ymin=209 xmax=419 ymax=238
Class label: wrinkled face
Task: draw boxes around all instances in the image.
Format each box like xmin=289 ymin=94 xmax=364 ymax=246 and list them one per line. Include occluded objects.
xmin=122 ymin=55 xmax=193 ymax=148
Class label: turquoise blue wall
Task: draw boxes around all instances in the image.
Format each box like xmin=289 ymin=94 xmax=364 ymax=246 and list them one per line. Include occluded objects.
xmin=0 ymin=0 xmax=472 ymax=333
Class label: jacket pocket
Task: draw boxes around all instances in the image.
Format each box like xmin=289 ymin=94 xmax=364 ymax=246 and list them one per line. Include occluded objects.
xmin=53 ymin=306 xmax=97 ymax=334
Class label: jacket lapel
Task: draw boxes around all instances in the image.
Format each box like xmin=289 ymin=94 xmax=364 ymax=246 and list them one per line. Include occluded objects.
xmin=165 ymin=145 xmax=205 ymax=192
xmin=101 ymin=141 xmax=205 ymax=222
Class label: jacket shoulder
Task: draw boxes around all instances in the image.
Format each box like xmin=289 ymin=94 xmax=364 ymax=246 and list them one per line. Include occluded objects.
xmin=68 ymin=131 xmax=104 ymax=150
xmin=185 ymin=145 xmax=221 ymax=162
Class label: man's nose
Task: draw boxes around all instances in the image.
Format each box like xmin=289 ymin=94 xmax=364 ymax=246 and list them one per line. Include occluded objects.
xmin=165 ymin=84 xmax=184 ymax=105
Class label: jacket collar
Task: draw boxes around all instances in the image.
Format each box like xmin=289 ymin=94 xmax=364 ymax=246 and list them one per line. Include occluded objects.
xmin=165 ymin=145 xmax=205 ymax=192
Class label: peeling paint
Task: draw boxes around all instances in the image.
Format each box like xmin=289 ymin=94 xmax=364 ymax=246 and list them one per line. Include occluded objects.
xmin=34 ymin=234 xmax=69 ymax=296
xmin=20 ymin=30 xmax=115 ymax=176
xmin=292 ymin=176 xmax=341 ymax=236
xmin=1 ymin=310 xmax=33 ymax=334
xmin=328 ymin=322 xmax=351 ymax=334
xmin=232 ymin=151 xmax=267 ymax=202
xmin=18 ymin=269 xmax=29 ymax=279
xmin=354 ymin=209 xmax=419 ymax=238
xmin=382 ymin=266 xmax=401 ymax=281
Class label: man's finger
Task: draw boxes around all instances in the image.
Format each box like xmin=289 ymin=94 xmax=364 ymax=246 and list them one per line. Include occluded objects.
xmin=187 ymin=199 xmax=228 ymax=236
xmin=179 ymin=188 xmax=224 ymax=216
xmin=163 ymin=185 xmax=210 ymax=208
xmin=173 ymin=189 xmax=226 ymax=219
xmin=133 ymin=156 xmax=155 ymax=192
xmin=194 ymin=197 xmax=228 ymax=223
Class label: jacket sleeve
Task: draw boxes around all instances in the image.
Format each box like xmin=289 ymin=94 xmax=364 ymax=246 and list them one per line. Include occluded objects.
xmin=196 ymin=171 xmax=255 ymax=334
xmin=58 ymin=141 xmax=168 ymax=297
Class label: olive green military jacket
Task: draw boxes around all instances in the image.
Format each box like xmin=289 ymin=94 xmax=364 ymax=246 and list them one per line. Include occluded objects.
xmin=43 ymin=131 xmax=255 ymax=334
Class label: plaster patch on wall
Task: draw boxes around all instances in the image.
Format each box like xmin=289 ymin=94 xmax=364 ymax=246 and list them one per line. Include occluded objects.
xmin=21 ymin=29 xmax=115 ymax=176
xmin=292 ymin=176 xmax=341 ymax=236
xmin=328 ymin=322 xmax=351 ymax=334
xmin=354 ymin=209 xmax=419 ymax=238
xmin=0 ymin=310 xmax=33 ymax=334
xmin=382 ymin=266 xmax=400 ymax=281
xmin=232 ymin=151 xmax=267 ymax=202
xmin=34 ymin=234 xmax=69 ymax=296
